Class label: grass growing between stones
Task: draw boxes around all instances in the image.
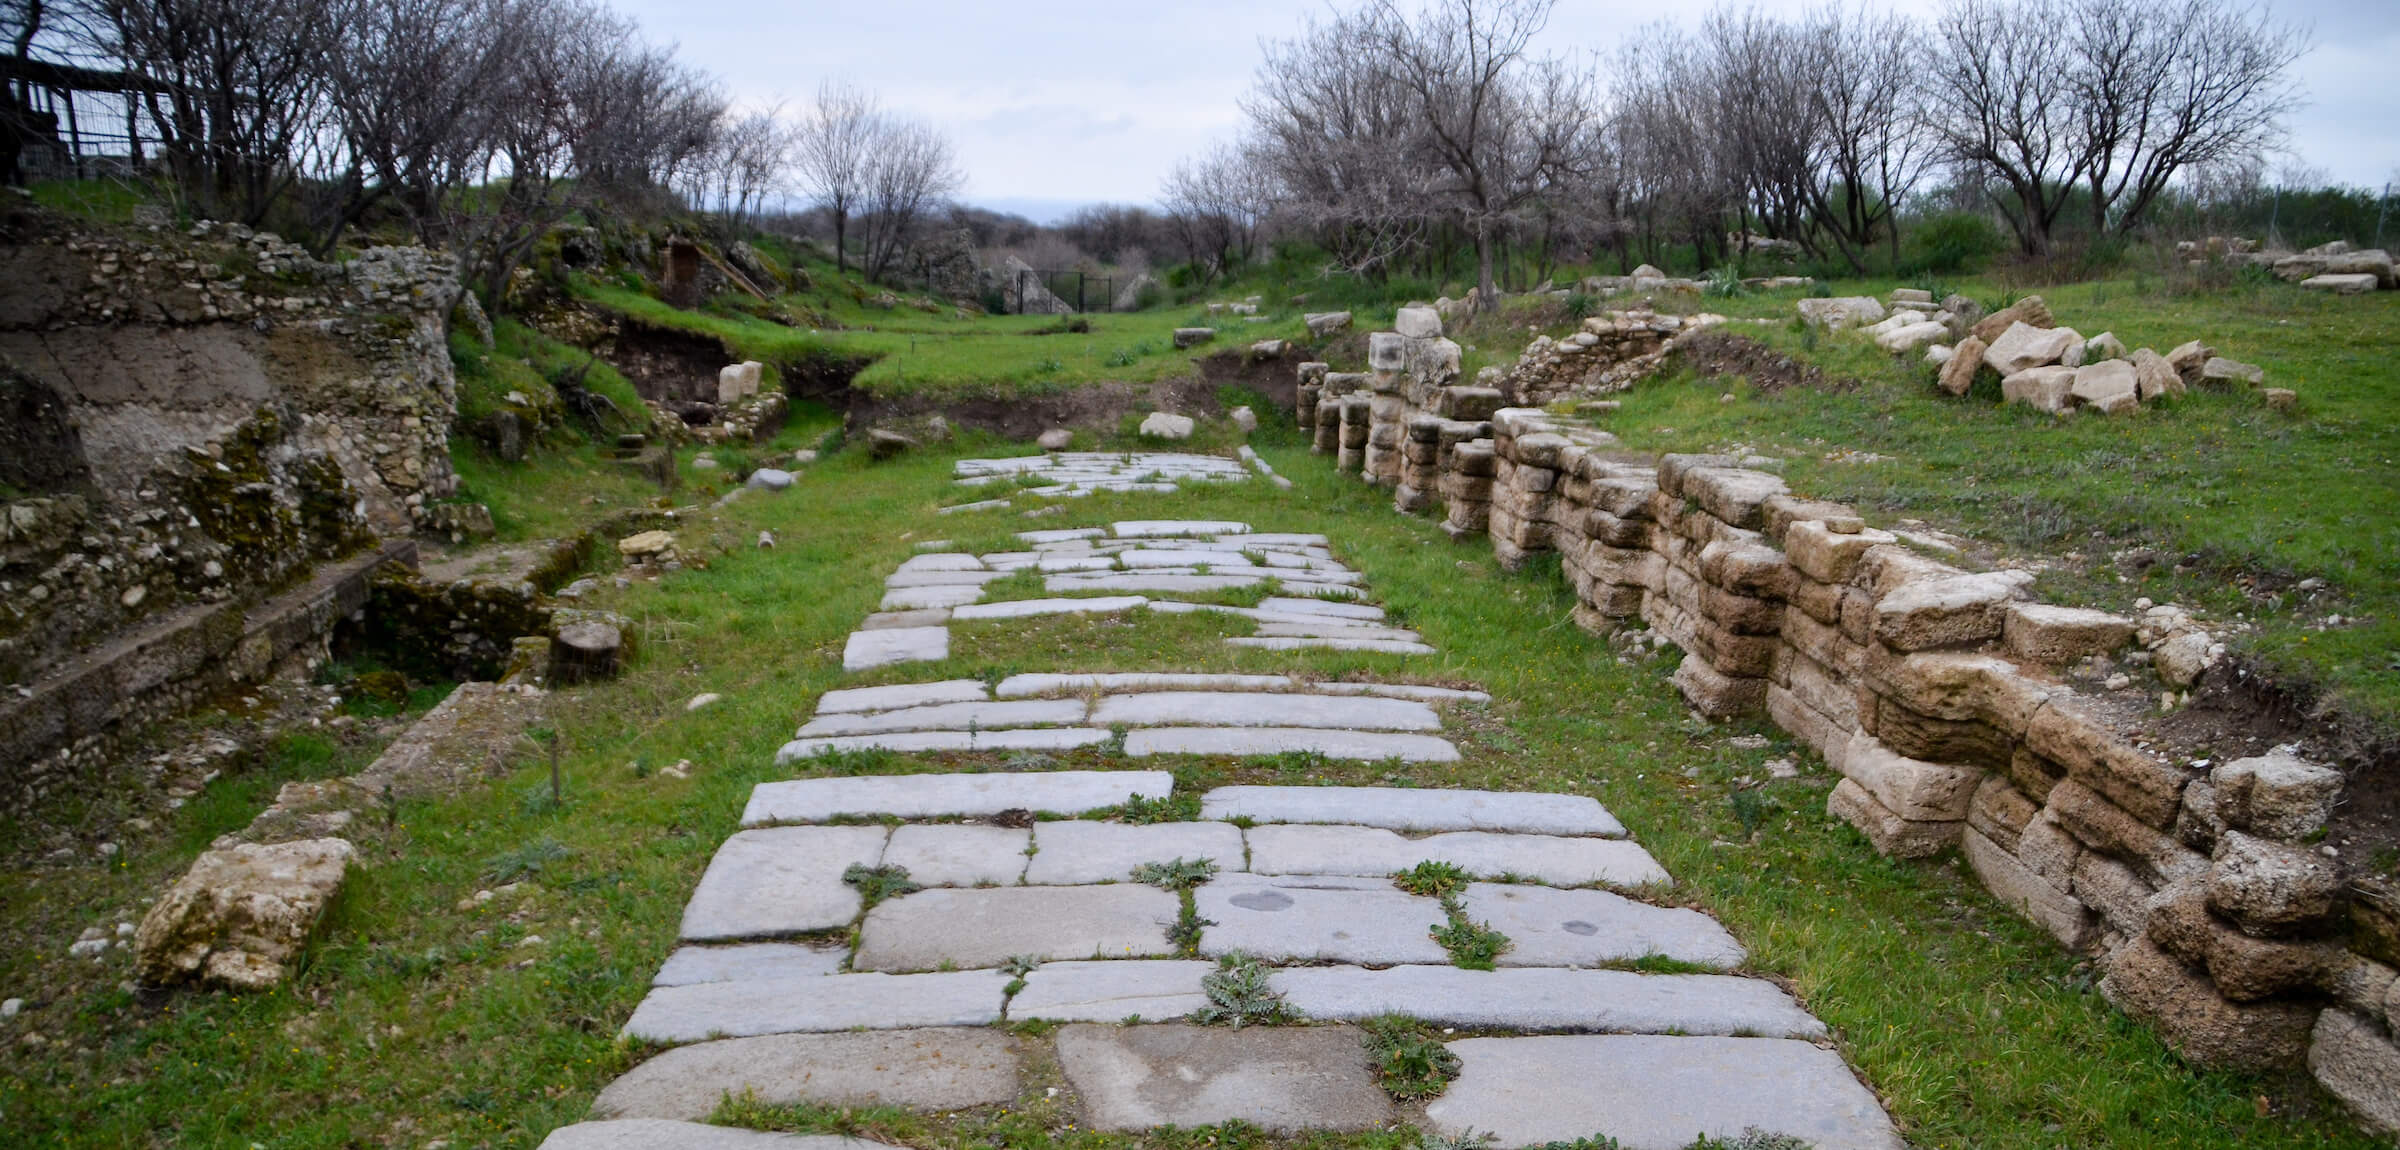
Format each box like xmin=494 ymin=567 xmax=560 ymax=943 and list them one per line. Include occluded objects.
xmin=0 ymin=417 xmax=2387 ymax=1148
xmin=1193 ymin=952 xmax=1293 ymax=1028
xmin=1360 ymin=1014 xmax=1462 ymax=1101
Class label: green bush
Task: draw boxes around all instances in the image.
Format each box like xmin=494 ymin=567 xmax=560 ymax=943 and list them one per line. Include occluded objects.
xmin=1903 ymin=212 xmax=2006 ymax=275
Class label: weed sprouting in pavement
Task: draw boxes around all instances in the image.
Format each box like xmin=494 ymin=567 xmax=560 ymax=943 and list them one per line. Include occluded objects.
xmin=842 ymin=864 xmax=920 ymax=909
xmin=1193 ymin=951 xmax=1292 ymax=1027
xmin=1361 ymin=1014 xmax=1462 ymax=1100
xmin=1393 ymin=860 xmax=1473 ymax=899
xmin=1131 ymin=857 xmax=1219 ymax=891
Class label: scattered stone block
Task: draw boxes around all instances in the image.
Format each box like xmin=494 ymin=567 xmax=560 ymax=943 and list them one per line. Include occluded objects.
xmin=1984 ymin=321 xmax=2080 ymax=375
xmin=1304 ymin=311 xmax=1353 ymax=337
xmin=2200 ymin=357 xmax=2264 ymax=387
xmin=679 ymin=826 xmax=888 ymax=941
xmin=2071 ymin=359 xmax=2140 ymax=413
xmin=1173 ymin=327 xmax=1216 ymax=349
xmin=1008 ymin=960 xmax=1213 ymax=1022
xmin=1139 ymin=412 xmax=1196 ymax=440
xmin=1195 ymin=874 xmax=1450 ymax=964
xmin=1201 ymin=785 xmax=1622 ymax=835
xmin=1271 ymin=965 xmax=1823 ymax=1037
xmin=621 ymin=970 xmax=1009 ymax=1042
xmin=1969 ymin=294 xmax=2054 ymax=343
xmin=2130 ymin=347 xmax=2183 ymax=400
xmin=743 ymin=770 xmax=1173 ymax=824
xmin=866 ymin=429 xmax=914 ymax=460
xmin=1056 ymin=1023 xmax=1394 ymax=1133
xmin=2001 ymin=365 xmax=2077 ymax=413
xmin=591 ymin=1029 xmax=1019 ymax=1120
xmin=1426 ymin=1035 xmax=1904 ymax=1150
xmin=853 ymin=885 xmax=1180 ymax=972
xmin=2300 ymin=273 xmax=2379 ymax=294
xmin=1038 ymin=428 xmax=1074 ymax=450
xmin=1938 ymin=335 xmax=1987 ymax=395
xmin=136 ymin=838 xmax=357 ymax=990
xmin=1024 ymin=820 xmax=1247 ymax=885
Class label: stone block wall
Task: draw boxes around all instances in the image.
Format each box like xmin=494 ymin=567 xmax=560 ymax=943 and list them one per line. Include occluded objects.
xmin=1298 ymin=317 xmax=2400 ymax=1136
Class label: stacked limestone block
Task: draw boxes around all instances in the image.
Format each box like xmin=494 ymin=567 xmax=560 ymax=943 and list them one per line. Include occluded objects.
xmin=1505 ymin=311 xmax=1722 ymax=405
xmin=1336 ymin=394 xmax=1372 ymax=474
xmin=1296 ymin=362 xmax=1328 ymax=433
xmin=1482 ymin=409 xmax=1623 ymax=573
xmin=1360 ymin=307 xmax=1464 ymax=488
xmin=1441 ymin=440 xmax=1497 ymax=540
xmin=1313 ymin=372 xmax=1365 ymax=456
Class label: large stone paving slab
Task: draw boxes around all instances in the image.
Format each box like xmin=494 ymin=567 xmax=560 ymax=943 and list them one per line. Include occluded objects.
xmin=653 ymin=943 xmax=846 ymax=987
xmin=743 ymin=770 xmax=1173 ymax=825
xmin=591 ymin=1029 xmax=1021 ymax=1119
xmin=817 ymin=680 xmax=988 ymax=713
xmin=538 ymin=1120 xmax=887 ymax=1150
xmin=1008 ymin=960 xmax=1213 ymax=1022
xmin=1202 ymin=785 xmax=1624 ymax=836
xmin=853 ymin=885 xmax=1180 ymax=972
xmin=1125 ymin=727 xmax=1461 ymax=762
xmin=1426 ymin=1035 xmax=1904 ymax=1150
xmin=1091 ymin=691 xmax=1441 ymax=731
xmin=953 ymin=596 xmax=1148 ymax=620
xmin=1112 ymin=520 xmax=1251 ymax=537
xmin=777 ymin=728 xmax=1113 ymax=761
xmin=1461 ymin=884 xmax=1747 ymax=969
xmin=1245 ymin=826 xmax=1668 ymax=888
xmin=995 ymin=672 xmax=1294 ymax=697
xmin=841 ymin=626 xmax=949 ymax=671
xmin=1025 ymin=820 xmax=1247 ymax=885
xmin=1195 ymin=874 xmax=1449 ymax=964
xmin=621 ymin=971 xmax=1008 ymax=1042
xmin=882 ymin=824 xmax=1032 ymax=887
xmin=1054 ymin=1023 xmax=1394 ymax=1133
xmin=795 ymin=698 xmax=1088 ymax=737
xmin=1266 ymin=965 xmax=1825 ymax=1037
xmin=679 ymin=826 xmax=889 ymax=942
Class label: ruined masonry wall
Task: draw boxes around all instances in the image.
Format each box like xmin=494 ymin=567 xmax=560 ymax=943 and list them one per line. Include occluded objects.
xmin=1296 ymin=316 xmax=2400 ymax=1136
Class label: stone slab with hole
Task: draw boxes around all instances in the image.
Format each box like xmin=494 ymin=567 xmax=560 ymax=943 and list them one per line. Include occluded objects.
xmin=1054 ymin=1023 xmax=1394 ymax=1133
xmin=1124 ymin=727 xmax=1461 ymax=762
xmin=1023 ymin=820 xmax=1248 ymax=885
xmin=1202 ymin=785 xmax=1623 ymax=836
xmin=1194 ymin=874 xmax=1450 ymax=965
xmin=537 ymin=1121 xmax=893 ymax=1150
xmin=590 ymin=1028 xmax=1020 ymax=1120
xmin=1244 ymin=825 xmax=1666 ymax=888
xmin=1267 ymin=965 xmax=1824 ymax=1037
xmin=652 ymin=943 xmax=846 ymax=987
xmin=1426 ymin=1034 xmax=1905 ymax=1150
xmin=852 ymin=885 xmax=1181 ymax=972
xmin=881 ymin=824 xmax=1032 ymax=887
xmin=678 ymin=826 xmax=889 ymax=942
xmin=1460 ymin=883 xmax=1747 ymax=969
xmin=1090 ymin=691 xmax=1441 ymax=732
xmin=1007 ymin=959 xmax=1215 ymax=1022
xmin=743 ymin=770 xmax=1172 ymax=825
xmin=620 ymin=970 xmax=1009 ymax=1043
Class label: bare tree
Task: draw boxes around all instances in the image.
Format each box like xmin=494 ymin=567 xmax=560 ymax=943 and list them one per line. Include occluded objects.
xmin=792 ymin=80 xmax=875 ymax=276
xmin=1160 ymin=143 xmax=1266 ymax=279
xmin=1372 ymin=0 xmax=1601 ymax=308
xmin=855 ymin=113 xmax=961 ymax=283
xmin=1806 ymin=4 xmax=1933 ymax=271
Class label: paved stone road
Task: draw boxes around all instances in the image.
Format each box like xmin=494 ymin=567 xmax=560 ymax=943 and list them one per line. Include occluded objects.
xmin=542 ymin=480 xmax=1904 ymax=1150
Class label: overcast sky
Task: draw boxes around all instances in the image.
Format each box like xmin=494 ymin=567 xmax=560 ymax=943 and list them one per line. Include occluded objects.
xmin=611 ymin=0 xmax=2398 ymax=222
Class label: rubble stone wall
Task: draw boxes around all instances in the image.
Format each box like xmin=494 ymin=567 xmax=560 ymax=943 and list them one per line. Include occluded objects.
xmin=1297 ymin=315 xmax=2400 ymax=1136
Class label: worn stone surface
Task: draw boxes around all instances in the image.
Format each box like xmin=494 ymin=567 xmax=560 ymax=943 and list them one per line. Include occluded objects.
xmin=1962 ymin=828 xmax=2094 ymax=950
xmin=994 ymin=672 xmax=1293 ymax=696
xmin=2213 ymin=751 xmax=2344 ymax=841
xmin=538 ymin=1120 xmax=888 ymax=1150
xmin=591 ymin=1029 xmax=1020 ymax=1119
xmin=2309 ymin=1009 xmax=2400 ymax=1137
xmin=882 ymin=824 xmax=1032 ymax=887
xmin=1055 ymin=1023 xmax=1394 ymax=1133
xmin=1125 ymin=728 xmax=1460 ymax=762
xmin=1008 ymin=960 xmax=1214 ymax=1022
xmin=653 ymin=943 xmax=846 ymax=987
xmin=2209 ymin=830 xmax=2343 ymax=933
xmin=2004 ymin=603 xmax=2134 ymax=665
xmin=1270 ymin=965 xmax=1823 ymax=1037
xmin=1460 ymin=883 xmax=1747 ymax=969
xmin=853 ymin=885 xmax=1180 ymax=972
xmin=1828 ymin=777 xmax=1959 ymax=858
xmin=136 ymin=837 xmax=358 ymax=990
xmin=817 ymin=680 xmax=988 ymax=713
xmin=1202 ymin=785 xmax=1622 ymax=835
xmin=841 ymin=626 xmax=949 ymax=671
xmin=2100 ymin=935 xmax=2316 ymax=1070
xmin=1024 ymin=820 xmax=1247 ymax=885
xmin=1091 ymin=691 xmax=1440 ymax=731
xmin=679 ymin=826 xmax=889 ymax=941
xmin=1195 ymin=874 xmax=1450 ymax=964
xmin=1841 ymin=734 xmax=1983 ymax=821
xmin=1427 ymin=1035 xmax=1905 ymax=1150
xmin=1244 ymin=825 xmax=1665 ymax=887
xmin=744 ymin=771 xmax=1172 ymax=824
xmin=954 ymin=596 xmax=1148 ymax=621
xmin=621 ymin=971 xmax=1008 ymax=1042
xmin=797 ymin=699 xmax=1088 ymax=738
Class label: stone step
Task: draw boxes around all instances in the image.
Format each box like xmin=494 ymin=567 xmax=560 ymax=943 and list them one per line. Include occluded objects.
xmin=1202 ymin=785 xmax=1625 ymax=836
xmin=1007 ymin=959 xmax=1214 ymax=1022
xmin=1269 ymin=964 xmax=1825 ymax=1038
xmin=775 ymin=728 xmax=1112 ymax=763
xmin=852 ymin=885 xmax=1180 ymax=972
xmin=1463 ymin=883 xmax=1747 ymax=969
xmin=742 ymin=770 xmax=1173 ymax=825
xmin=1055 ymin=1023 xmax=1393 ymax=1133
xmin=538 ymin=1119 xmax=891 ymax=1150
xmin=1195 ymin=874 xmax=1451 ymax=965
xmin=840 ymin=625 xmax=948 ymax=671
xmin=621 ymin=970 xmax=1010 ymax=1043
xmin=1246 ymin=825 xmax=1659 ymax=884
xmin=679 ymin=826 xmax=888 ymax=942
xmin=1088 ymin=691 xmax=1442 ymax=732
xmin=1022 ymin=820 xmax=1247 ymax=885
xmin=1426 ymin=1034 xmax=1904 ymax=1150
xmin=1123 ymin=727 xmax=1461 ymax=762
xmin=591 ymin=1029 xmax=1019 ymax=1120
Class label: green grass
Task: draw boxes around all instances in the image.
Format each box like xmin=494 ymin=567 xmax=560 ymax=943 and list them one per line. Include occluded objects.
xmin=1584 ymin=275 xmax=2400 ymax=723
xmin=0 ymin=414 xmax=2382 ymax=1148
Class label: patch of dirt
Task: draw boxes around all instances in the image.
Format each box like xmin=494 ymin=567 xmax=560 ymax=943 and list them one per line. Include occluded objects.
xmin=596 ymin=318 xmax=726 ymax=405
xmin=1192 ymin=348 xmax=1300 ymax=410
xmin=1671 ymin=329 xmax=1852 ymax=395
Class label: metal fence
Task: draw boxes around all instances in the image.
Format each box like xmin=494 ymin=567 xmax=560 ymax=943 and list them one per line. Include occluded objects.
xmin=1012 ymin=268 xmax=1118 ymax=314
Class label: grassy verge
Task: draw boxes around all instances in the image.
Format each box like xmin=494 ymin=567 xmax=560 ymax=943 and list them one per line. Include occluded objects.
xmin=0 ymin=420 xmax=2379 ymax=1148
